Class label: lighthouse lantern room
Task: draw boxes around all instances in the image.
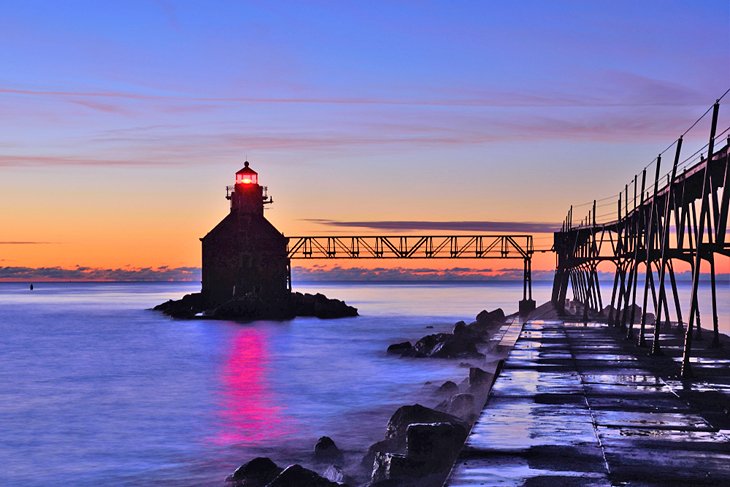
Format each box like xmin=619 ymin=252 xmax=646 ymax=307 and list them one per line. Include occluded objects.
xmin=235 ymin=161 xmax=258 ymax=185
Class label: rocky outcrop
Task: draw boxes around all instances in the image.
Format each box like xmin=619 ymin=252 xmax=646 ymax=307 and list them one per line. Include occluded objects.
xmin=437 ymin=380 xmax=459 ymax=395
xmin=153 ymin=292 xmax=204 ymax=319
xmin=362 ymin=404 xmax=468 ymax=469
xmin=226 ymin=459 xmax=343 ymax=487
xmin=314 ymin=436 xmax=343 ymax=463
xmin=225 ymin=457 xmax=282 ymax=486
xmin=267 ymin=464 xmax=341 ymax=486
xmin=291 ymin=292 xmax=358 ymax=319
xmin=154 ymin=291 xmax=357 ymax=321
xmin=370 ymin=422 xmax=468 ymax=486
xmin=386 ymin=308 xmax=507 ymax=359
xmin=385 ymin=404 xmax=468 ymax=448
xmin=386 ymin=341 xmax=413 ymax=355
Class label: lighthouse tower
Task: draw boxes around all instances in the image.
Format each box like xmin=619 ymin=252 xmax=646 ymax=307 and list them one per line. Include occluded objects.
xmin=201 ymin=161 xmax=290 ymax=308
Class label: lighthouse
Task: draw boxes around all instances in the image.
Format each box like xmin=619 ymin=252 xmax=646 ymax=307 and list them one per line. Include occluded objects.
xmin=201 ymin=161 xmax=290 ymax=308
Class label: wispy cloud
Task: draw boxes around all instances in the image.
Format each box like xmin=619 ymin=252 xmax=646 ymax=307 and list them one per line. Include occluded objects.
xmin=0 ymin=78 xmax=712 ymax=108
xmin=0 ymin=241 xmax=57 ymax=245
xmin=307 ymin=219 xmax=559 ymax=233
xmin=0 ymin=155 xmax=176 ymax=167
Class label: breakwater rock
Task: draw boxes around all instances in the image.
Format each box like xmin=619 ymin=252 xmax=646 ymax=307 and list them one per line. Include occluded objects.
xmin=364 ymin=404 xmax=469 ymax=486
xmin=154 ymin=291 xmax=358 ymax=321
xmin=225 ymin=457 xmax=343 ymax=486
xmin=386 ymin=308 xmax=505 ymax=359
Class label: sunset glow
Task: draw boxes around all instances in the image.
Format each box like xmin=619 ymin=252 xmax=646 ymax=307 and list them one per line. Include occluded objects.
xmin=1 ymin=1 xmax=728 ymax=280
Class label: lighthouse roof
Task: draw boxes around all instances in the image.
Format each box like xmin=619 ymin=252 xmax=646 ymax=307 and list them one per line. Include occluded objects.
xmin=236 ymin=160 xmax=258 ymax=175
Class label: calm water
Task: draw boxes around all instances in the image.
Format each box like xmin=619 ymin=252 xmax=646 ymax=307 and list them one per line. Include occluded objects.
xmin=0 ymin=280 xmax=726 ymax=486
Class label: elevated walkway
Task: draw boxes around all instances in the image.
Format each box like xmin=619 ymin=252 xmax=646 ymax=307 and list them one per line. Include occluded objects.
xmin=446 ymin=320 xmax=730 ymax=486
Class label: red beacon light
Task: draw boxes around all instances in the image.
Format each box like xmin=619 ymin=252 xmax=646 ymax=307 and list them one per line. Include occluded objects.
xmin=235 ymin=161 xmax=258 ymax=186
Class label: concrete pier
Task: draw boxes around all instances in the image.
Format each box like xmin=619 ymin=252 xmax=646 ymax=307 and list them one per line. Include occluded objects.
xmin=446 ymin=319 xmax=730 ymax=486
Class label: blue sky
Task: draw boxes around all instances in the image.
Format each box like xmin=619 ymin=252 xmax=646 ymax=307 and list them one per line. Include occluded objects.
xmin=0 ymin=0 xmax=728 ymax=276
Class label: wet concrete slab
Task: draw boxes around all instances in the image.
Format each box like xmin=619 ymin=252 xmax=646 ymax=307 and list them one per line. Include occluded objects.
xmin=446 ymin=320 xmax=730 ymax=486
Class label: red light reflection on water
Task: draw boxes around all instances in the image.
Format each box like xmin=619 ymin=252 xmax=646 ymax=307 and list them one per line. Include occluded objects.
xmin=214 ymin=329 xmax=292 ymax=445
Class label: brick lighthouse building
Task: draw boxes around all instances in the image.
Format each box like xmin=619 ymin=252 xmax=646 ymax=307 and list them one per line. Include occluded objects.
xmin=200 ymin=161 xmax=290 ymax=308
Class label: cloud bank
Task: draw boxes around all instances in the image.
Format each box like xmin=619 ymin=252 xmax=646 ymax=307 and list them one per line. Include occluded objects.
xmin=307 ymin=219 xmax=560 ymax=233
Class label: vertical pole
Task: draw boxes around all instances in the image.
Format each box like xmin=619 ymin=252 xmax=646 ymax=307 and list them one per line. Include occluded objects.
xmin=608 ymin=261 xmax=620 ymax=326
xmin=689 ymin=201 xmax=703 ymax=340
xmin=523 ymin=258 xmax=528 ymax=301
xmin=651 ymin=138 xmax=683 ymax=354
xmin=709 ymin=255 xmax=720 ymax=348
xmin=681 ymin=101 xmax=719 ymax=378
xmin=668 ymin=260 xmax=684 ymax=330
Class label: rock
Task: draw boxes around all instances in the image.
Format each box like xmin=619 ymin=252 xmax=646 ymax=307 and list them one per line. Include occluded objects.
xmin=314 ymin=436 xmax=343 ymax=462
xmin=266 ymin=464 xmax=339 ymax=487
xmin=371 ymin=452 xmax=418 ymax=483
xmin=387 ymin=341 xmax=414 ymax=356
xmin=447 ymin=393 xmax=475 ymax=420
xmin=371 ymin=423 xmax=468 ymax=485
xmin=476 ymin=308 xmax=505 ymax=325
xmin=413 ymin=333 xmax=482 ymax=359
xmin=322 ymin=464 xmax=345 ymax=483
xmin=406 ymin=422 xmax=468 ymax=465
xmin=156 ymin=291 xmax=357 ymax=321
xmin=425 ymin=325 xmax=434 ymax=329
xmin=385 ymin=404 xmax=468 ymax=448
xmin=430 ymin=337 xmax=481 ymax=359
xmin=469 ymin=367 xmax=490 ymax=389
xmin=226 ymin=457 xmax=282 ymax=486
xmin=452 ymin=321 xmax=467 ymax=335
xmin=413 ymin=333 xmax=448 ymax=356
xmin=362 ymin=438 xmax=398 ymax=469
xmin=153 ymin=292 xmax=204 ymax=318
xmin=437 ymin=381 xmax=459 ymax=395
xmin=292 ymin=292 xmax=358 ymax=319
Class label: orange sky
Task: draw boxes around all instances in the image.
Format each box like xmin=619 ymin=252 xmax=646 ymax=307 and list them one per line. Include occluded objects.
xmin=1 ymin=2 xmax=728 ymax=280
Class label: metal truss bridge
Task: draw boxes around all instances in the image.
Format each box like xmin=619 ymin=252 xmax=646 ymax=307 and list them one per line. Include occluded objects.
xmin=287 ymin=235 xmax=535 ymax=311
xmin=552 ymin=96 xmax=730 ymax=378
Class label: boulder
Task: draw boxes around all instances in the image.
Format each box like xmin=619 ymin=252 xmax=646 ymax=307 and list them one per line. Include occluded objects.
xmin=406 ymin=422 xmax=468 ymax=465
xmin=469 ymin=367 xmax=490 ymax=389
xmin=413 ymin=333 xmax=449 ymax=356
xmin=385 ymin=404 xmax=468 ymax=448
xmin=292 ymin=292 xmax=358 ymax=319
xmin=362 ymin=438 xmax=398 ymax=469
xmin=430 ymin=336 xmax=481 ymax=359
xmin=370 ymin=423 xmax=468 ymax=485
xmin=476 ymin=308 xmax=505 ymax=325
xmin=322 ymin=465 xmax=346 ymax=484
xmin=266 ymin=464 xmax=339 ymax=487
xmin=437 ymin=381 xmax=459 ymax=395
xmin=386 ymin=341 xmax=414 ymax=356
xmin=225 ymin=457 xmax=282 ymax=487
xmin=447 ymin=393 xmax=475 ymax=420
xmin=371 ymin=452 xmax=420 ymax=483
xmin=413 ymin=333 xmax=482 ymax=359
xmin=153 ymin=292 xmax=204 ymax=318
xmin=452 ymin=321 xmax=468 ymax=335
xmin=314 ymin=436 xmax=343 ymax=462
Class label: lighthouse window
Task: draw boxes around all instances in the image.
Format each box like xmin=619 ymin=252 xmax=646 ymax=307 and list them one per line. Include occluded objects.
xmin=237 ymin=174 xmax=257 ymax=184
